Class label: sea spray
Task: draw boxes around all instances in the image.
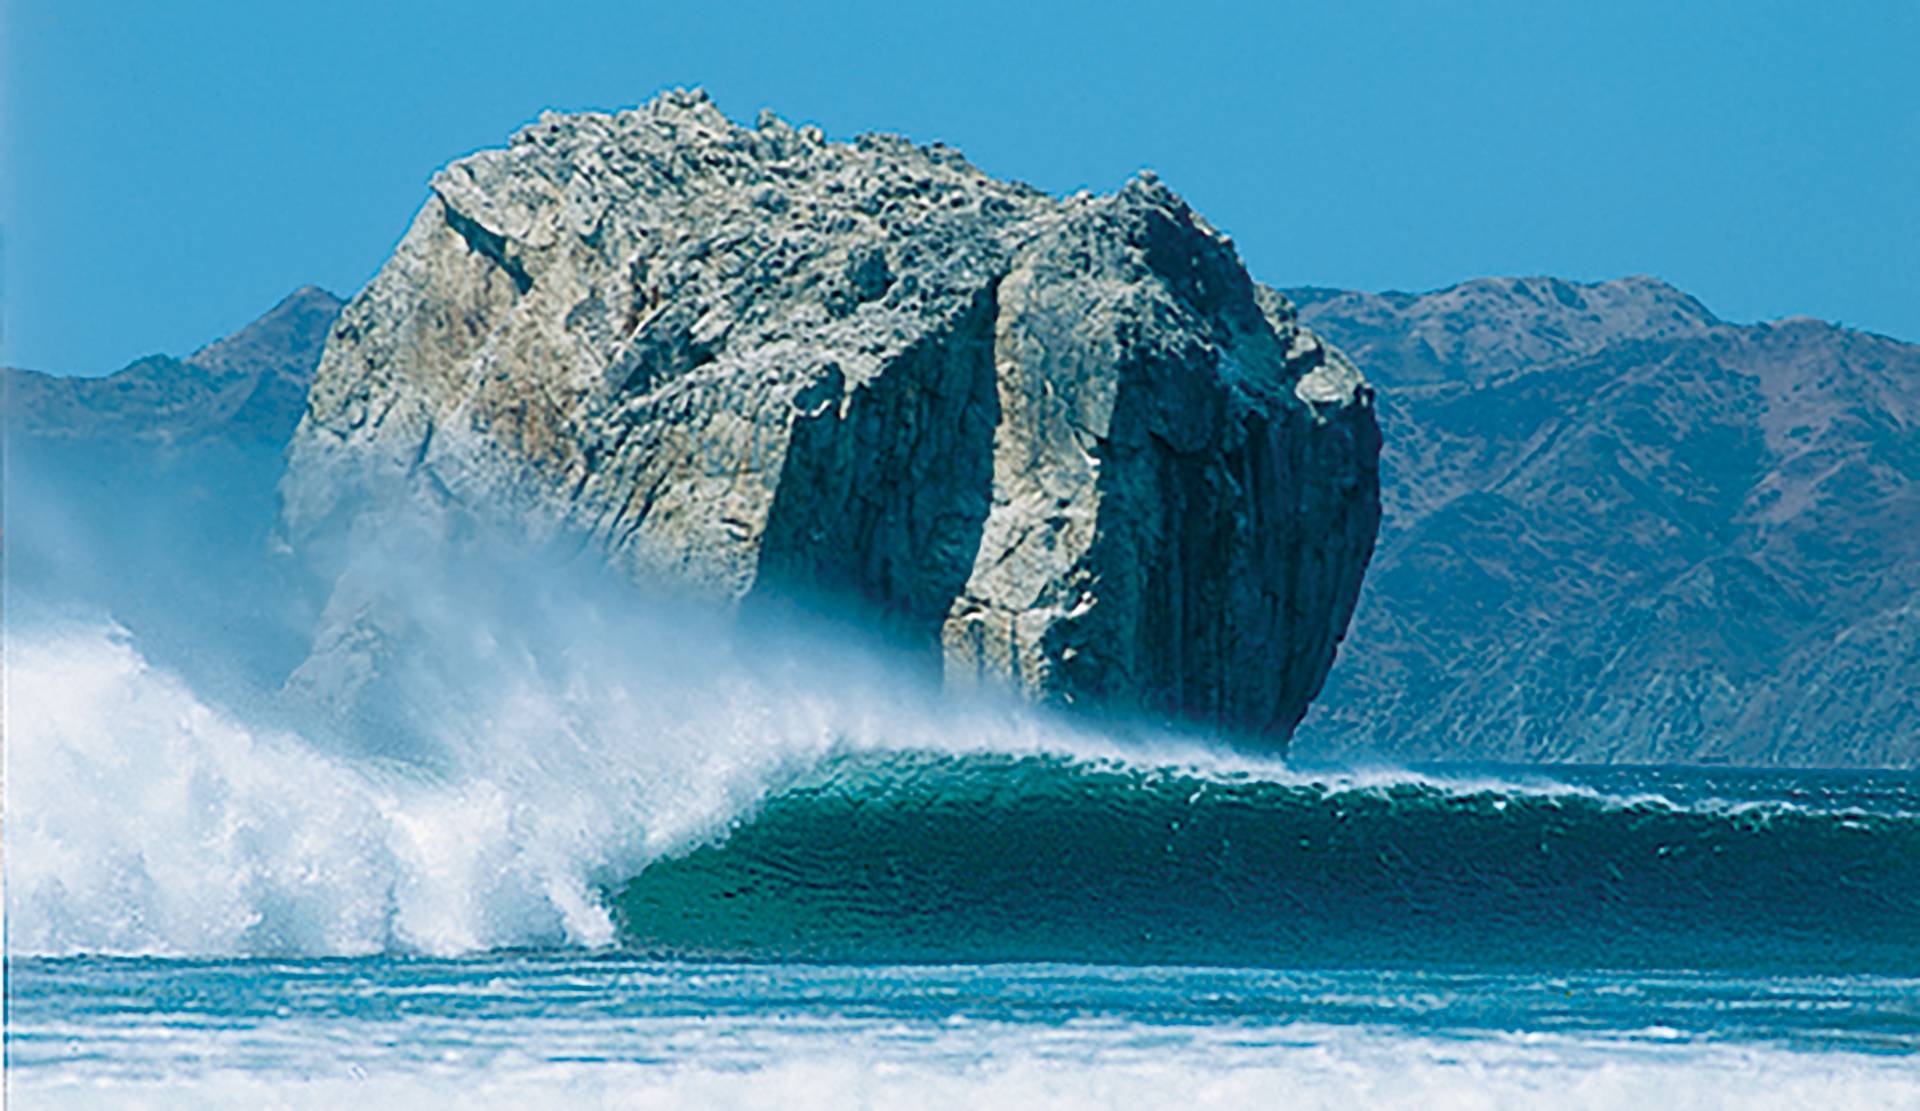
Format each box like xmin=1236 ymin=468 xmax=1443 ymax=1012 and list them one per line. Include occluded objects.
xmin=4 ymin=453 xmax=1145 ymax=957
xmin=4 ymin=563 xmax=1117 ymax=957
xmin=8 ymin=626 xmax=396 ymax=955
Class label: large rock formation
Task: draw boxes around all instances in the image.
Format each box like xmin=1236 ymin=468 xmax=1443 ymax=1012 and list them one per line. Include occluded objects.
xmin=1288 ymin=277 xmax=1920 ymax=766
xmin=281 ymin=90 xmax=1380 ymax=745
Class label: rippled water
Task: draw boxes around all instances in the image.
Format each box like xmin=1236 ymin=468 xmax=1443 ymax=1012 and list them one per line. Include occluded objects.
xmin=614 ymin=755 xmax=1920 ymax=972
xmin=9 ymin=955 xmax=1919 ymax=1108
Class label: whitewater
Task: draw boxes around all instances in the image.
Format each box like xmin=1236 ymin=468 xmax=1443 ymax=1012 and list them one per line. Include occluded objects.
xmin=5 ymin=611 xmax=1119 ymax=957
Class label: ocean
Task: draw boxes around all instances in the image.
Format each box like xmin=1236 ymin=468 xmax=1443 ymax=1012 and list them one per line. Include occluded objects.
xmin=6 ymin=628 xmax=1918 ymax=1107
xmin=9 ymin=953 xmax=1919 ymax=1108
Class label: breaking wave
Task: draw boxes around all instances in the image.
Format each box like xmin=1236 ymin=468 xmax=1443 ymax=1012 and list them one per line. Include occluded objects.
xmin=3 ymin=611 xmax=1108 ymax=958
xmin=616 ymin=751 xmax=1920 ymax=971
xmin=10 ymin=621 xmax=1918 ymax=971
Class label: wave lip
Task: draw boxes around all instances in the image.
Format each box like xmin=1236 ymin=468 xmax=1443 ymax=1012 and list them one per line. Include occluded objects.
xmin=613 ymin=751 xmax=1920 ymax=971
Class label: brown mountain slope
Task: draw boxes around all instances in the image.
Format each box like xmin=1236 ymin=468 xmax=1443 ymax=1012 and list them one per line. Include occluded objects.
xmin=1288 ymin=277 xmax=1920 ymax=766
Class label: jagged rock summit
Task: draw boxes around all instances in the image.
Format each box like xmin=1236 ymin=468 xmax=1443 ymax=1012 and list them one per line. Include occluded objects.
xmin=283 ymin=90 xmax=1380 ymax=744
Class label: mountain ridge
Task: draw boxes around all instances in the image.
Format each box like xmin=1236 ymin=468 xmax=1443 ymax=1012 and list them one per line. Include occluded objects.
xmin=1288 ymin=277 xmax=1920 ymax=765
xmin=5 ymin=285 xmax=343 ymax=443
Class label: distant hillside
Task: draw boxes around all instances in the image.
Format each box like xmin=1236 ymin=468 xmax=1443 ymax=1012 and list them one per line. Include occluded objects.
xmin=5 ymin=285 xmax=343 ymax=443
xmin=6 ymin=286 xmax=345 ymax=692
xmin=1289 ymin=277 xmax=1920 ymax=766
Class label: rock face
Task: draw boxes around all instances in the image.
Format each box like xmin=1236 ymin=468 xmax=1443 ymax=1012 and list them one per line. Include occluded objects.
xmin=1288 ymin=277 xmax=1920 ymax=766
xmin=282 ymin=90 xmax=1381 ymax=745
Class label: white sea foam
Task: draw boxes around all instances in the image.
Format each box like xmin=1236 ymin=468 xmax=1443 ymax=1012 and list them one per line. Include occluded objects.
xmin=7 ymin=626 xmax=399 ymax=955
xmin=7 ymin=1025 xmax=1914 ymax=1111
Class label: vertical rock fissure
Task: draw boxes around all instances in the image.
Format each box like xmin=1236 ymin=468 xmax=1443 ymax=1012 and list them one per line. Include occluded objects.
xmin=749 ymin=281 xmax=1003 ymax=662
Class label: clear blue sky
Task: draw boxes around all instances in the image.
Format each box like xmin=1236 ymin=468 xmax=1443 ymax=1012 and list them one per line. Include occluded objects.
xmin=4 ymin=0 xmax=1916 ymax=372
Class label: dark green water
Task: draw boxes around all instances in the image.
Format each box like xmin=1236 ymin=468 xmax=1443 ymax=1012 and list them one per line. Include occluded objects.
xmin=613 ymin=754 xmax=1920 ymax=972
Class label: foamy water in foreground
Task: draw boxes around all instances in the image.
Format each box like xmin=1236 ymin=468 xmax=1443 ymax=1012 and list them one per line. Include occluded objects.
xmin=8 ymin=959 xmax=1918 ymax=1110
xmin=13 ymin=1038 xmax=1917 ymax=1111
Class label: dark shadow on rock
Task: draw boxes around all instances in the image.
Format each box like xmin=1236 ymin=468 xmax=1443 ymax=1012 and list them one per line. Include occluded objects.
xmin=747 ymin=281 xmax=1003 ymax=669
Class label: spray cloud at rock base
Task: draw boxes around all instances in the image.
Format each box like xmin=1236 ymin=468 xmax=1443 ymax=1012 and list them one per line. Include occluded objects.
xmin=8 ymin=523 xmax=1186 ymax=958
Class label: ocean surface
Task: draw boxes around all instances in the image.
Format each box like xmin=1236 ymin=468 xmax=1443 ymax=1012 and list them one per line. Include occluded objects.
xmin=9 ymin=751 xmax=1919 ymax=1107
xmin=9 ymin=953 xmax=1920 ymax=1108
xmin=7 ymin=626 xmax=1919 ymax=1106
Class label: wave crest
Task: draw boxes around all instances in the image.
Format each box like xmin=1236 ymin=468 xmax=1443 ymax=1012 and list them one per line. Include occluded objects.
xmin=615 ymin=751 xmax=1920 ymax=971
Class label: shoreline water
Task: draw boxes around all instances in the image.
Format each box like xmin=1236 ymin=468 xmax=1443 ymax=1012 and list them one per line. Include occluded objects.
xmin=9 ymin=956 xmax=1918 ymax=1109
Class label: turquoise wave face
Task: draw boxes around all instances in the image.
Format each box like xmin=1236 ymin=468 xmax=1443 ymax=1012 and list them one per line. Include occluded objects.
xmin=611 ymin=753 xmax=1920 ymax=972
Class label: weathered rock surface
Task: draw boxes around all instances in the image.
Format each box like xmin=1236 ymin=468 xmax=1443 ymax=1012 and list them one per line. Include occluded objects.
xmin=282 ymin=90 xmax=1381 ymax=745
xmin=1288 ymin=277 xmax=1920 ymax=766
